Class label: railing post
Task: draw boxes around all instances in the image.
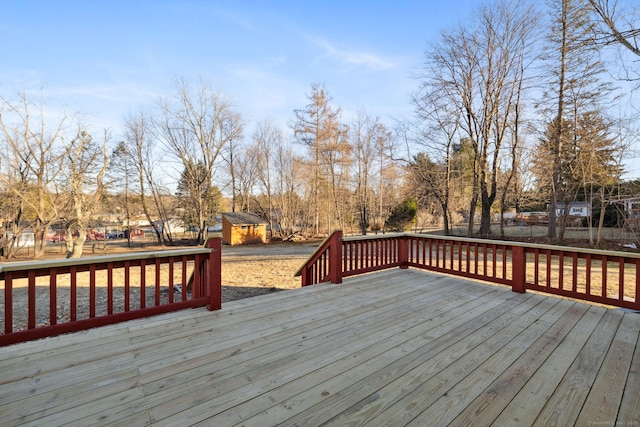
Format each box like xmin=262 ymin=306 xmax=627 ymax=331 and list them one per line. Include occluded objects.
xmin=398 ymin=235 xmax=409 ymax=269
xmin=301 ymin=269 xmax=311 ymax=287
xmin=512 ymin=246 xmax=526 ymax=293
xmin=206 ymin=238 xmax=222 ymax=310
xmin=329 ymin=230 xmax=343 ymax=284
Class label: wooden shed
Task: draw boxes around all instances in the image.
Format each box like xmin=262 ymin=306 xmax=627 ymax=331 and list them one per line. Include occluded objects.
xmin=221 ymin=212 xmax=268 ymax=245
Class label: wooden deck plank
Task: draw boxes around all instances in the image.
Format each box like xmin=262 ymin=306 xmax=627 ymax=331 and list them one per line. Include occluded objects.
xmin=491 ymin=305 xmax=607 ymax=427
xmin=0 ymin=272 xmax=399 ymax=384
xmin=144 ymin=274 xmax=502 ymax=425
xmin=532 ymin=308 xmax=625 ymax=427
xmin=0 ymin=368 xmax=141 ymax=425
xmin=366 ymin=297 xmax=577 ymax=427
xmin=447 ymin=301 xmax=593 ymax=426
xmin=575 ymin=312 xmax=640 ymax=426
xmin=199 ymin=279 xmax=531 ymax=426
xmin=133 ymin=272 xmax=438 ymax=370
xmin=0 ymin=269 xmax=638 ymax=427
xmin=253 ymin=291 xmax=545 ymax=427
xmin=618 ymin=316 xmax=640 ymax=425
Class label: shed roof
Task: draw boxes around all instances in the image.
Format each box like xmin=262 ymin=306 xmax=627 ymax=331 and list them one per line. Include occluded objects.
xmin=222 ymin=212 xmax=267 ymax=225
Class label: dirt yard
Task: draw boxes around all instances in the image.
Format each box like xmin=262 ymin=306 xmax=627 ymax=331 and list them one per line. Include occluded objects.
xmin=3 ymin=227 xmax=638 ymax=333
xmin=219 ymin=241 xmax=320 ymax=300
xmin=1 ymin=240 xmax=321 ymax=332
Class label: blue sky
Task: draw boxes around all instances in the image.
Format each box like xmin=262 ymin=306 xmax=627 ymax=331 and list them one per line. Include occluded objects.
xmin=1 ymin=0 xmax=480 ymax=132
xmin=2 ymin=0 xmax=639 ymax=178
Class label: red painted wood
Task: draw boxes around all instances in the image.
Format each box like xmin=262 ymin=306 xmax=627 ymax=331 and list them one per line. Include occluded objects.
xmin=602 ymin=256 xmax=608 ymax=298
xmin=28 ymin=271 xmax=36 ymax=329
xmin=124 ymin=260 xmax=131 ymax=311
xmin=70 ymin=266 xmax=77 ymax=321
xmin=4 ymin=273 xmax=13 ymax=334
xmin=107 ymin=264 xmax=114 ymax=314
xmin=140 ymin=260 xmax=146 ymax=309
xmin=90 ymin=264 xmax=96 ymax=318
xmin=619 ymin=258 xmax=624 ymax=302
xmin=50 ymin=269 xmax=57 ymax=325
xmin=0 ymin=242 xmax=223 ymax=346
xmin=511 ymin=246 xmax=525 ymax=293
xmin=297 ymin=232 xmax=640 ymax=312
xmin=155 ymin=258 xmax=161 ymax=306
xmin=204 ymin=238 xmax=222 ymax=310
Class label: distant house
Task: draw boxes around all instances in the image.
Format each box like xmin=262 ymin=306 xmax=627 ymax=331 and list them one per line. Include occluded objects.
xmin=557 ymin=201 xmax=591 ymax=218
xmin=221 ymin=212 xmax=268 ymax=245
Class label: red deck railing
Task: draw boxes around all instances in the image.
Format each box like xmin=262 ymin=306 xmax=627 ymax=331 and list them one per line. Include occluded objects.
xmin=296 ymin=231 xmax=640 ymax=311
xmin=0 ymin=238 xmax=222 ymax=346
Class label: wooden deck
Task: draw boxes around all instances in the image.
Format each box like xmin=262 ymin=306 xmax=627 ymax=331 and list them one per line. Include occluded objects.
xmin=1 ymin=269 xmax=639 ymax=426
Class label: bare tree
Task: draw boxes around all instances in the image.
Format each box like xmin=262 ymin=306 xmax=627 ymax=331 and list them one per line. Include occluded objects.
xmin=0 ymin=91 xmax=67 ymax=258
xmin=60 ymin=129 xmax=109 ymax=258
xmin=419 ymin=0 xmax=539 ymax=236
xmin=156 ymin=78 xmax=242 ymax=243
xmin=589 ymin=0 xmax=640 ymax=65
xmin=122 ymin=111 xmax=168 ymax=244
xmin=109 ymin=141 xmax=135 ymax=247
xmin=252 ymin=119 xmax=283 ymax=238
xmin=291 ymin=83 xmax=344 ymax=236
xmin=273 ymin=141 xmax=305 ymax=237
xmin=222 ymin=135 xmax=241 ymax=213
xmin=412 ymin=89 xmax=462 ymax=235
xmin=351 ymin=111 xmax=391 ymax=235
xmin=544 ymin=0 xmax=615 ymax=240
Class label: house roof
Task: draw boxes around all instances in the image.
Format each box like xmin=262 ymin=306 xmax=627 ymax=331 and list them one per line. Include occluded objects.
xmin=222 ymin=212 xmax=267 ymax=225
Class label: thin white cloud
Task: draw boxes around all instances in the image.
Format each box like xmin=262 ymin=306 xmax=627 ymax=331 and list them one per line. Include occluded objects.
xmin=305 ymin=34 xmax=395 ymax=71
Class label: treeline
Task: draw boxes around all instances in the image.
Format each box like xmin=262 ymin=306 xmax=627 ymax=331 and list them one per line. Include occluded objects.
xmin=1 ymin=0 xmax=639 ymax=259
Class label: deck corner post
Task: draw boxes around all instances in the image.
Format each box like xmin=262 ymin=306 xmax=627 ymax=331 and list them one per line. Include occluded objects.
xmin=398 ymin=235 xmax=409 ymax=269
xmin=206 ymin=237 xmax=222 ymax=310
xmin=511 ymin=245 xmax=526 ymax=294
xmin=329 ymin=230 xmax=343 ymax=284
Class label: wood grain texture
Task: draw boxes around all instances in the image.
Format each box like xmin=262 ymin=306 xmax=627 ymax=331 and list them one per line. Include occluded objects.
xmin=0 ymin=269 xmax=638 ymax=427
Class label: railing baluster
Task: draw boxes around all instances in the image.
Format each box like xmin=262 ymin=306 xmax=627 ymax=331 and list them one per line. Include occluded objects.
xmin=155 ymin=258 xmax=161 ymax=306
xmin=636 ymin=259 xmax=640 ymax=306
xmin=450 ymin=241 xmax=455 ymax=271
xmin=602 ymin=255 xmax=608 ymax=298
xmin=181 ymin=256 xmax=187 ymax=300
xmin=572 ymin=253 xmax=578 ymax=293
xmin=168 ymin=258 xmax=175 ymax=304
xmin=89 ymin=264 xmax=96 ymax=318
xmin=619 ymin=257 xmax=624 ymax=302
xmin=4 ymin=272 xmax=13 ymax=333
xmin=558 ymin=252 xmax=564 ymax=290
xmin=492 ymin=245 xmax=497 ymax=278
xmin=294 ymin=232 xmax=639 ymax=313
xmin=107 ymin=263 xmax=113 ymax=315
xmin=545 ymin=250 xmax=551 ymax=289
xmin=50 ymin=268 xmax=57 ymax=325
xmin=28 ymin=271 xmax=36 ymax=329
xmin=534 ymin=249 xmax=540 ymax=285
xmin=586 ymin=254 xmax=592 ymax=296
xmin=1 ymin=244 xmax=222 ymax=346
xmin=70 ymin=266 xmax=77 ymax=322
xmin=125 ymin=260 xmax=131 ymax=311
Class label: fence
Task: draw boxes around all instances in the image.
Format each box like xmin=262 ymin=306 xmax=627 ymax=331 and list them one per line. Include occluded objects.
xmin=0 ymin=238 xmax=221 ymax=346
xmin=296 ymin=231 xmax=640 ymax=311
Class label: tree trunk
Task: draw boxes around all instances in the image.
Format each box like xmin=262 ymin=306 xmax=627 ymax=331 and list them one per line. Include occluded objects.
xmin=479 ymin=194 xmax=492 ymax=237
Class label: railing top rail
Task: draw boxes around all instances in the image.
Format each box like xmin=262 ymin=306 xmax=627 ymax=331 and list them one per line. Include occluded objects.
xmin=294 ymin=230 xmax=342 ymax=277
xmin=341 ymin=232 xmax=406 ymax=242
xmin=0 ymin=247 xmax=213 ymax=274
xmin=341 ymin=232 xmax=640 ymax=260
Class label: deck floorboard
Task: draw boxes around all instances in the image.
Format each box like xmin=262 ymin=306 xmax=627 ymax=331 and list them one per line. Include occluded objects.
xmin=1 ymin=269 xmax=638 ymax=426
